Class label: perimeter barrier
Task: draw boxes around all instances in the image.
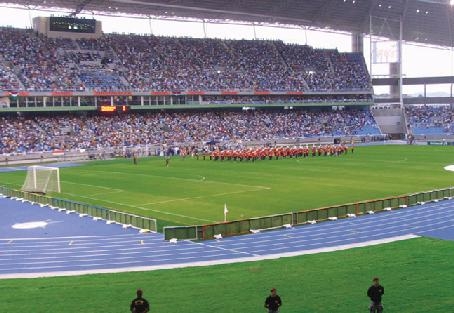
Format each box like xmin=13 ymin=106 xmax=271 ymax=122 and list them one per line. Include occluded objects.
xmin=163 ymin=186 xmax=454 ymax=240
xmin=2 ymin=185 xmax=453 ymax=241
xmin=0 ymin=186 xmax=157 ymax=232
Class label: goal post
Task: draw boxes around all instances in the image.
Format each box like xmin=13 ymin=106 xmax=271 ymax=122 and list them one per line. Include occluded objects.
xmin=22 ymin=165 xmax=61 ymax=194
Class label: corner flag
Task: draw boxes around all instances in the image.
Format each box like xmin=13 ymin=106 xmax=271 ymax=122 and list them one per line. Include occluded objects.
xmin=224 ymin=203 xmax=228 ymax=222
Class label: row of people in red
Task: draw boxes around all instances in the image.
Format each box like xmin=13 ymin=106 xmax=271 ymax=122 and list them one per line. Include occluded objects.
xmin=210 ymin=145 xmax=351 ymax=161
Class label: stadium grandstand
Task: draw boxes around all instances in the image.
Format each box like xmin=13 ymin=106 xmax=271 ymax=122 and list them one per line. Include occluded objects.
xmin=0 ymin=1 xmax=452 ymax=152
xmin=2 ymin=1 xmax=454 ymax=313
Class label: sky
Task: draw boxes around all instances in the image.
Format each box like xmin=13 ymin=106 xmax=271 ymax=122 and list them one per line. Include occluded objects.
xmin=0 ymin=4 xmax=453 ymax=96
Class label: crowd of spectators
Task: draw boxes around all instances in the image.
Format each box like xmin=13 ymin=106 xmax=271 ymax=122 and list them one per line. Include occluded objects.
xmin=405 ymin=105 xmax=454 ymax=135
xmin=0 ymin=27 xmax=371 ymax=92
xmin=0 ymin=63 xmax=21 ymax=91
xmin=0 ymin=28 xmax=83 ymax=91
xmin=201 ymin=94 xmax=373 ymax=105
xmin=0 ymin=109 xmax=380 ymax=154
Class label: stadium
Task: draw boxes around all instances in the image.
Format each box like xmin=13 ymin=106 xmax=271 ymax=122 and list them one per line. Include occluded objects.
xmin=1 ymin=0 xmax=454 ymax=312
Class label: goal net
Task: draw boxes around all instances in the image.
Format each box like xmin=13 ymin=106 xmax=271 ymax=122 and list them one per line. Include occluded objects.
xmin=22 ymin=165 xmax=61 ymax=194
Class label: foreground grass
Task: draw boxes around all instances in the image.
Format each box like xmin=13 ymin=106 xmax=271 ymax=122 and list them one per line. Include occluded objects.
xmin=0 ymin=237 xmax=453 ymax=313
xmin=1 ymin=145 xmax=454 ymax=228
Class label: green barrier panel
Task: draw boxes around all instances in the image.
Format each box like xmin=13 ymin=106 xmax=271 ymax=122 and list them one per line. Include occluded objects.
xmin=202 ymin=225 xmax=215 ymax=240
xmin=282 ymin=213 xmax=293 ymax=225
xmin=328 ymin=206 xmax=338 ymax=218
xmin=317 ymin=208 xmax=329 ymax=220
xmin=408 ymin=194 xmax=417 ymax=206
xmin=306 ymin=210 xmax=317 ymax=221
xmin=436 ymin=189 xmax=444 ymax=199
xmin=296 ymin=211 xmax=308 ymax=224
xmin=357 ymin=202 xmax=367 ymax=215
xmin=292 ymin=212 xmax=298 ymax=225
xmin=374 ymin=200 xmax=384 ymax=212
xmin=337 ymin=205 xmax=347 ymax=217
xmin=239 ymin=220 xmax=250 ymax=234
xmin=346 ymin=204 xmax=356 ymax=215
xmin=424 ymin=191 xmax=430 ymax=201
xmin=213 ymin=223 xmax=228 ymax=236
xmin=431 ymin=190 xmax=439 ymax=200
xmin=399 ymin=196 xmax=408 ymax=206
xmin=224 ymin=221 xmax=241 ymax=235
xmin=164 ymin=226 xmax=197 ymax=240
xmin=415 ymin=193 xmax=423 ymax=203
xmin=271 ymin=215 xmax=283 ymax=228
xmin=365 ymin=201 xmax=374 ymax=212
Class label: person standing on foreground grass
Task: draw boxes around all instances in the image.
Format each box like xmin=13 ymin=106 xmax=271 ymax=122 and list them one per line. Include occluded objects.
xmin=367 ymin=277 xmax=384 ymax=313
xmin=130 ymin=289 xmax=150 ymax=313
xmin=265 ymin=288 xmax=282 ymax=313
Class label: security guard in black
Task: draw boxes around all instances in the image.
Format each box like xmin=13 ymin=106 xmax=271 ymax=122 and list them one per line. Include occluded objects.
xmin=367 ymin=277 xmax=384 ymax=313
xmin=130 ymin=289 xmax=150 ymax=313
xmin=367 ymin=280 xmax=384 ymax=305
xmin=265 ymin=288 xmax=282 ymax=313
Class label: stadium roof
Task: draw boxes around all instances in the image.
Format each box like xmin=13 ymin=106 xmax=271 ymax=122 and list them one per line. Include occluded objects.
xmin=3 ymin=0 xmax=454 ymax=47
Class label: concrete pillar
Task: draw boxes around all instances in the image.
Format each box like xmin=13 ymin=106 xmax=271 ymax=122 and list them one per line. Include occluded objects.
xmin=351 ymin=32 xmax=364 ymax=53
xmin=389 ymin=62 xmax=400 ymax=99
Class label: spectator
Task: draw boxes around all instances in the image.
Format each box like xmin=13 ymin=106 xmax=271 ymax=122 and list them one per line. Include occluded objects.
xmin=0 ymin=109 xmax=380 ymax=154
xmin=0 ymin=27 xmax=371 ymax=92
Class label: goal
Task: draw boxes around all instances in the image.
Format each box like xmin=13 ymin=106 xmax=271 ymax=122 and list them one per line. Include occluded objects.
xmin=22 ymin=165 xmax=61 ymax=194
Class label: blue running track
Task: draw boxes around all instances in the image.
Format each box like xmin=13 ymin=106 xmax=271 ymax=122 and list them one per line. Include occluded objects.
xmin=1 ymin=195 xmax=454 ymax=279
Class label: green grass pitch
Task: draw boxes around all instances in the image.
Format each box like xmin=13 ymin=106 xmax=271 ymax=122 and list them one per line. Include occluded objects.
xmin=0 ymin=238 xmax=453 ymax=313
xmin=1 ymin=145 xmax=454 ymax=312
xmin=1 ymin=145 xmax=454 ymax=229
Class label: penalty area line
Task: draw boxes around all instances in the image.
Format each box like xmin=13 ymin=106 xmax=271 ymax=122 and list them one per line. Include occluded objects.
xmin=140 ymin=188 xmax=269 ymax=206
xmin=84 ymin=169 xmax=271 ymax=190
xmin=57 ymin=192 xmax=214 ymax=223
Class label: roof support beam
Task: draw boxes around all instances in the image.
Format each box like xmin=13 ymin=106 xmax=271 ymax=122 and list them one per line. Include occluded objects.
xmin=70 ymin=0 xmax=93 ymax=17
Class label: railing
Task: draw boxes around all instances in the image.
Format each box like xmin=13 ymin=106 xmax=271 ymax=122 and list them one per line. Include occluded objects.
xmin=163 ymin=187 xmax=454 ymax=240
xmin=0 ymin=186 xmax=157 ymax=232
xmin=2 ymin=185 xmax=452 ymax=241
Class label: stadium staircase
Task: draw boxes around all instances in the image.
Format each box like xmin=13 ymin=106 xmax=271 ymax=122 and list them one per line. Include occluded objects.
xmin=371 ymin=106 xmax=407 ymax=138
xmin=273 ymin=42 xmax=310 ymax=91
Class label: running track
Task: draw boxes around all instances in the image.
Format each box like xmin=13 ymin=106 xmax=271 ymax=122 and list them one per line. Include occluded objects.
xmin=1 ymin=195 xmax=454 ymax=279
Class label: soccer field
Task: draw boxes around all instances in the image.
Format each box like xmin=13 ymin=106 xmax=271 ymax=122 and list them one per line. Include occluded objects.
xmin=2 ymin=144 xmax=454 ymax=312
xmin=1 ymin=145 xmax=454 ymax=229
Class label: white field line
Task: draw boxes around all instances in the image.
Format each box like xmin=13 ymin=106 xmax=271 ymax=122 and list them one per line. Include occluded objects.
xmin=62 ymin=181 xmax=123 ymax=192
xmin=57 ymin=191 xmax=214 ymax=223
xmin=87 ymin=190 xmax=124 ymax=197
xmin=140 ymin=188 xmax=268 ymax=206
xmin=81 ymin=169 xmax=271 ymax=190
xmin=0 ymin=234 xmax=419 ymax=279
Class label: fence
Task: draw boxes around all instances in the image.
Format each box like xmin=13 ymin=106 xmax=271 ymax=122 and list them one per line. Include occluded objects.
xmin=0 ymin=186 xmax=157 ymax=232
xmin=163 ymin=187 xmax=454 ymax=240
xmin=2 ymin=185 xmax=453 ymax=241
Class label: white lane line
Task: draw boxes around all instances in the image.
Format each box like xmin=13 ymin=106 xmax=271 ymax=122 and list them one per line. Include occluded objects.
xmin=0 ymin=234 xmax=419 ymax=279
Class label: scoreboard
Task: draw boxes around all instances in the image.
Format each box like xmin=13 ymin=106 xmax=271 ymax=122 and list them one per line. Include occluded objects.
xmin=49 ymin=17 xmax=96 ymax=33
xmin=98 ymin=105 xmax=130 ymax=113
